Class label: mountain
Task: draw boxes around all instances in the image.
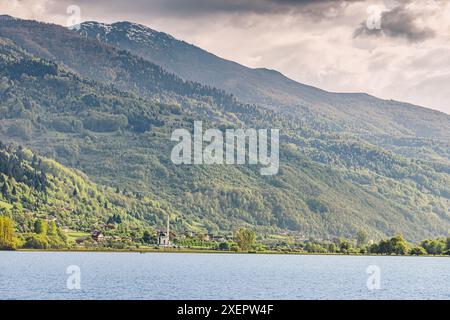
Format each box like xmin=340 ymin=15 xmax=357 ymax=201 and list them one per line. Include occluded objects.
xmin=77 ymin=21 xmax=450 ymax=142
xmin=0 ymin=17 xmax=449 ymax=241
xmin=2 ymin=17 xmax=449 ymax=164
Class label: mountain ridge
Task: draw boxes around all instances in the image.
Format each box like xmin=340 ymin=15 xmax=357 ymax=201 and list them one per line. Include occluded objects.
xmin=77 ymin=20 xmax=450 ymax=142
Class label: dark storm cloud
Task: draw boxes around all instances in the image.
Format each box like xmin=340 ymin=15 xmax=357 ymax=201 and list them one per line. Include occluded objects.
xmin=58 ymin=0 xmax=360 ymax=17
xmin=271 ymin=0 xmax=364 ymax=18
xmin=144 ymin=0 xmax=362 ymax=15
xmin=355 ymin=5 xmax=435 ymax=42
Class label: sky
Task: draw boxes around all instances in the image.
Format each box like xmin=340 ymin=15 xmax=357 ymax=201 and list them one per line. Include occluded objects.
xmin=1 ymin=0 xmax=450 ymax=114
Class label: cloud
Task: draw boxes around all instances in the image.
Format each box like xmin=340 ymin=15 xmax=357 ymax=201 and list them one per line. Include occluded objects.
xmin=354 ymin=5 xmax=435 ymax=42
xmin=1 ymin=0 xmax=450 ymax=113
xmin=150 ymin=0 xmax=365 ymax=20
xmin=34 ymin=0 xmax=366 ymax=20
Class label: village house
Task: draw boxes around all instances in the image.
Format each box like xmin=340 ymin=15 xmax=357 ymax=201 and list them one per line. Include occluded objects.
xmin=210 ymin=235 xmax=226 ymax=243
xmin=198 ymin=234 xmax=210 ymax=241
xmin=91 ymin=230 xmax=104 ymax=242
xmin=184 ymin=231 xmax=197 ymax=238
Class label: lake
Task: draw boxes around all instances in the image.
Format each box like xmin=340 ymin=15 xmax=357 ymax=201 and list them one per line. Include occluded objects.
xmin=0 ymin=252 xmax=448 ymax=300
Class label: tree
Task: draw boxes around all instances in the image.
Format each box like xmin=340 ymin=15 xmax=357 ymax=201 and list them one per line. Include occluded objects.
xmin=368 ymin=243 xmax=379 ymax=254
xmin=356 ymin=230 xmax=368 ymax=248
xmin=377 ymin=239 xmax=392 ymax=255
xmin=328 ymin=243 xmax=337 ymax=253
xmin=305 ymin=242 xmax=327 ymax=253
xmin=0 ymin=216 xmax=15 ymax=250
xmin=142 ymin=230 xmax=153 ymax=244
xmin=34 ymin=219 xmax=48 ymax=235
xmin=389 ymin=235 xmax=409 ymax=255
xmin=339 ymin=239 xmax=351 ymax=253
xmin=410 ymin=247 xmax=426 ymax=256
xmin=235 ymin=228 xmax=256 ymax=251
xmin=421 ymin=239 xmax=446 ymax=255
xmin=24 ymin=234 xmax=49 ymax=249
xmin=229 ymin=242 xmax=239 ymax=252
xmin=218 ymin=242 xmax=230 ymax=251
xmin=32 ymin=154 xmax=38 ymax=167
xmin=1 ymin=182 xmax=9 ymax=197
xmin=47 ymin=220 xmax=57 ymax=236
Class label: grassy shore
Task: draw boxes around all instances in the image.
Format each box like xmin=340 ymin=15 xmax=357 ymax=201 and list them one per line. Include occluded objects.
xmin=13 ymin=247 xmax=449 ymax=257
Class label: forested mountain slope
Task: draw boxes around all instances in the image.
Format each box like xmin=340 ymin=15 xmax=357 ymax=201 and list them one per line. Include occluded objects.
xmin=0 ymin=34 xmax=448 ymax=240
xmin=0 ymin=17 xmax=449 ymax=240
xmin=0 ymin=141 xmax=170 ymax=237
xmin=1 ymin=16 xmax=448 ymax=168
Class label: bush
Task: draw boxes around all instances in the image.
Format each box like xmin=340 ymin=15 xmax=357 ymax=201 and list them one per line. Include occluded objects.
xmin=24 ymin=234 xmax=49 ymax=249
xmin=47 ymin=236 xmax=66 ymax=249
xmin=218 ymin=242 xmax=230 ymax=251
xmin=410 ymin=247 xmax=427 ymax=256
xmin=230 ymin=243 xmax=239 ymax=252
xmin=0 ymin=242 xmax=16 ymax=250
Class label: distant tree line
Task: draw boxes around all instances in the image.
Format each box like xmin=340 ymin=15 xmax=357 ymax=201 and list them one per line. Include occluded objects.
xmin=270 ymin=233 xmax=450 ymax=256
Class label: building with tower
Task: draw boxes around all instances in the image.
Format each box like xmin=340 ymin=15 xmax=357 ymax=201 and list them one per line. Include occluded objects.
xmin=157 ymin=214 xmax=170 ymax=247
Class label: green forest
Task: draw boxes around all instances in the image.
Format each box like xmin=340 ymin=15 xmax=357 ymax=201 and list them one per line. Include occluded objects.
xmin=0 ymin=142 xmax=173 ymax=249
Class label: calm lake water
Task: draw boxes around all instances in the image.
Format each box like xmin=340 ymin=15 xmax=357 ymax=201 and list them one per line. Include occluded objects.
xmin=0 ymin=252 xmax=448 ymax=300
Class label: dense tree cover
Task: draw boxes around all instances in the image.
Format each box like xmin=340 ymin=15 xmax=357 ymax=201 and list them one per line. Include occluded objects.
xmin=420 ymin=238 xmax=449 ymax=255
xmin=0 ymin=142 xmax=174 ymax=246
xmin=262 ymin=234 xmax=450 ymax=256
xmin=369 ymin=235 xmax=409 ymax=255
xmin=1 ymin=58 xmax=58 ymax=80
xmin=0 ymin=143 xmax=47 ymax=193
xmin=22 ymin=219 xmax=67 ymax=249
xmin=0 ymin=28 xmax=448 ymax=241
xmin=1 ymin=215 xmax=68 ymax=250
xmin=171 ymin=232 xmax=450 ymax=256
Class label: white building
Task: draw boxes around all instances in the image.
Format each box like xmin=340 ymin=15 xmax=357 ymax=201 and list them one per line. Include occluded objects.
xmin=158 ymin=214 xmax=170 ymax=247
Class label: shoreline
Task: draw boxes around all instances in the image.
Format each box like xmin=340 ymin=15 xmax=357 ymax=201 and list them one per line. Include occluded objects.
xmin=8 ymin=248 xmax=449 ymax=258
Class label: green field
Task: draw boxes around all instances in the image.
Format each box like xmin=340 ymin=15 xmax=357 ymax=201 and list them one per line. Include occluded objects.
xmin=65 ymin=231 xmax=91 ymax=243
